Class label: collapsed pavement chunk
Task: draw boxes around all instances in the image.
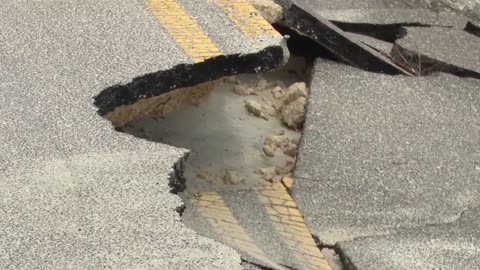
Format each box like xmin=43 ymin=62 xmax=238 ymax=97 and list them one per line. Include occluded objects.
xmin=274 ymin=0 xmax=410 ymax=75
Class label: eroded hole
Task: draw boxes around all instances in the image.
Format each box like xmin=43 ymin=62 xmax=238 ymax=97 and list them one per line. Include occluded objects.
xmin=121 ymin=57 xmax=310 ymax=193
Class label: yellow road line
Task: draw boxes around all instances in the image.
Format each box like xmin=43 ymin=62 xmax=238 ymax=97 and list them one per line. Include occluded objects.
xmin=145 ymin=0 xmax=222 ymax=63
xmin=214 ymin=0 xmax=280 ymax=39
xmin=192 ymin=192 xmax=280 ymax=269
xmin=255 ymin=181 xmax=332 ymax=270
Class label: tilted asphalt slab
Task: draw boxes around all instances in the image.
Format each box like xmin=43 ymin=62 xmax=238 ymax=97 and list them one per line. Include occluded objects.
xmin=275 ymin=0 xmax=409 ymax=75
xmin=0 ymin=0 xmax=289 ymax=269
xmin=294 ymin=60 xmax=480 ymax=268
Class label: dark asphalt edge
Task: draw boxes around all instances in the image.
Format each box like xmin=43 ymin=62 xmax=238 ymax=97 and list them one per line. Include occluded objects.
xmin=94 ymin=45 xmax=287 ymax=116
xmin=274 ymin=0 xmax=410 ymax=76
xmin=464 ymin=21 xmax=480 ymax=37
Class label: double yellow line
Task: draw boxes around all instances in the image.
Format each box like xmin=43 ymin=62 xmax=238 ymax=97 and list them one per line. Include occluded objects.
xmin=145 ymin=0 xmax=278 ymax=63
xmin=143 ymin=1 xmax=331 ymax=269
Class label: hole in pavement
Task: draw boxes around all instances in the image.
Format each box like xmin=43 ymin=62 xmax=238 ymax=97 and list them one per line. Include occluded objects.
xmin=121 ymin=56 xmax=310 ymax=194
xmin=116 ymin=59 xmax=313 ymax=269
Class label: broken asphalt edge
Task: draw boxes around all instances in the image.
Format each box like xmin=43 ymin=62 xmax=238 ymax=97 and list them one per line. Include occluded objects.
xmin=274 ymin=0 xmax=410 ymax=76
xmin=94 ymin=44 xmax=288 ymax=117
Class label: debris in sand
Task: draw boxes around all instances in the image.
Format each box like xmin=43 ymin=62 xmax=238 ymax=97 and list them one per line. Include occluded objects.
xmin=262 ymin=144 xmax=276 ymax=157
xmin=248 ymin=0 xmax=283 ymax=24
xmin=197 ymin=170 xmax=223 ymax=184
xmin=245 ymin=98 xmax=274 ymax=120
xmin=281 ymin=96 xmax=307 ymax=129
xmin=264 ymin=132 xmax=289 ymax=151
xmin=276 ymin=160 xmax=295 ymax=175
xmin=256 ymin=167 xmax=277 ymax=182
xmin=233 ymin=85 xmax=255 ymax=96
xmin=284 ymin=82 xmax=308 ymax=104
xmin=224 ymin=170 xmax=245 ymax=185
xmin=271 ymin=86 xmax=285 ymax=99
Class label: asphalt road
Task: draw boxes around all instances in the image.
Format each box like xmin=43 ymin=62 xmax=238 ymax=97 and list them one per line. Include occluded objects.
xmin=0 ymin=0 xmax=271 ymax=269
xmin=2 ymin=0 xmax=479 ymax=269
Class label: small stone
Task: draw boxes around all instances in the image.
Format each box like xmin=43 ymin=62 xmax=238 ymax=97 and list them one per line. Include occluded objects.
xmin=262 ymin=144 xmax=275 ymax=157
xmin=256 ymin=167 xmax=277 ymax=182
xmin=284 ymin=82 xmax=308 ymax=105
xmin=276 ymin=160 xmax=295 ymax=175
xmin=245 ymin=99 xmax=265 ymax=118
xmin=264 ymin=133 xmax=289 ymax=150
xmin=245 ymin=98 xmax=273 ymax=120
xmin=233 ymin=85 xmax=255 ymax=96
xmin=224 ymin=170 xmax=245 ymax=185
xmin=281 ymin=97 xmax=307 ymax=129
xmin=197 ymin=170 xmax=223 ymax=184
xmin=271 ymin=86 xmax=285 ymax=99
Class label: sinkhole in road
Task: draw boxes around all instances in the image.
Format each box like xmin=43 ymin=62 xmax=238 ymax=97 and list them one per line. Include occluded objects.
xmin=116 ymin=55 xmax=344 ymax=270
xmin=122 ymin=56 xmax=308 ymax=193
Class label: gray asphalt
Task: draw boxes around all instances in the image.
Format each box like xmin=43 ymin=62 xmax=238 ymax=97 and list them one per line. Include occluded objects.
xmin=318 ymin=8 xmax=468 ymax=28
xmin=396 ymin=27 xmax=480 ymax=75
xmin=337 ymin=205 xmax=480 ymax=269
xmin=345 ymin=32 xmax=394 ymax=54
xmin=288 ymin=0 xmax=427 ymax=12
xmin=0 ymin=0 xmax=257 ymax=269
xmin=293 ymin=60 xmax=479 ymax=268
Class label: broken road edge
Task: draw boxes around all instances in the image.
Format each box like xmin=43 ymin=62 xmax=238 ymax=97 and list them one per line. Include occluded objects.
xmin=93 ymin=42 xmax=289 ymax=126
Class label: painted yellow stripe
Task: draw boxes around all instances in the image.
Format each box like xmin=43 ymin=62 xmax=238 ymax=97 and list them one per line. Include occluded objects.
xmin=214 ymin=0 xmax=280 ymax=39
xmin=145 ymin=0 xmax=222 ymax=63
xmin=255 ymin=181 xmax=332 ymax=270
xmin=192 ymin=192 xmax=281 ymax=269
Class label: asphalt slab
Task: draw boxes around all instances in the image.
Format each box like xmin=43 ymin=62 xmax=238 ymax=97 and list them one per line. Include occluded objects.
xmin=294 ymin=60 xmax=480 ymax=246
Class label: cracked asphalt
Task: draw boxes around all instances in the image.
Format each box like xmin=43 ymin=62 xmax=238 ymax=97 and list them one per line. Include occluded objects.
xmin=1 ymin=0 xmax=480 ymax=269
